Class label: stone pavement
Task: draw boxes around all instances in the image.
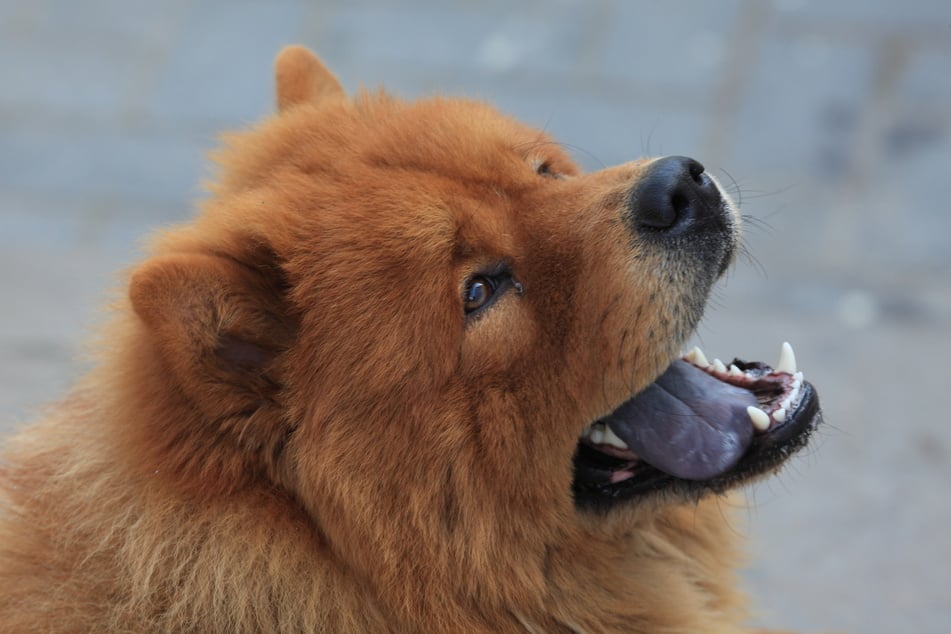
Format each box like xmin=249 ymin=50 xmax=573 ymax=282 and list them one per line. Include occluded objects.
xmin=1 ymin=1 xmax=949 ymax=631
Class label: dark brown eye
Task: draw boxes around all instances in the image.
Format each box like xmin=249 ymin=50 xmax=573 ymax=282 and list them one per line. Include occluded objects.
xmin=463 ymin=276 xmax=496 ymax=314
xmin=534 ymin=159 xmax=561 ymax=179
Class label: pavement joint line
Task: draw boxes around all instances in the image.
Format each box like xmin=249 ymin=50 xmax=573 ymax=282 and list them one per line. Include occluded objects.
xmin=702 ymin=0 xmax=772 ymax=162
xmin=843 ymin=37 xmax=911 ymax=197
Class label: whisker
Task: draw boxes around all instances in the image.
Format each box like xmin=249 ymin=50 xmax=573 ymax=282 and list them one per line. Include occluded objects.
xmin=628 ymin=307 xmax=644 ymax=397
xmin=641 ymin=125 xmax=658 ymax=157
xmin=717 ymin=167 xmax=743 ymax=210
xmin=736 ymin=240 xmax=769 ymax=279
xmin=511 ymin=139 xmax=606 ymax=170
xmin=740 ymin=213 xmax=775 ymax=235
xmin=736 ymin=182 xmax=797 ymax=200
xmin=559 ymin=141 xmax=606 ymax=170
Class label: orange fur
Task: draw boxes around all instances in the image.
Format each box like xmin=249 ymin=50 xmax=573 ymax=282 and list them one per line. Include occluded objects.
xmin=0 ymin=47 xmax=801 ymax=633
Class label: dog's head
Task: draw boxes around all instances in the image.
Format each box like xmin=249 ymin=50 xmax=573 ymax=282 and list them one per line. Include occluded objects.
xmin=125 ymin=46 xmax=820 ymax=626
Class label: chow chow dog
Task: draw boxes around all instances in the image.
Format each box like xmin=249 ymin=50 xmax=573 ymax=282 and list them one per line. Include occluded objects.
xmin=0 ymin=46 xmax=821 ymax=633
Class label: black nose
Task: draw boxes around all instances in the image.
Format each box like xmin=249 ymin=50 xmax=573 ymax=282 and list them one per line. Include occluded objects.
xmin=630 ymin=156 xmax=723 ymax=232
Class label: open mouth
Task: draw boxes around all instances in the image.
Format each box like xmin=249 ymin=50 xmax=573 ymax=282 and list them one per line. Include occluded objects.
xmin=573 ymin=342 xmax=822 ymax=509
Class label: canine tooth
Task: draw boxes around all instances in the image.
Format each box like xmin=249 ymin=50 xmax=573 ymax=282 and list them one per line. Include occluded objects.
xmin=747 ymin=406 xmax=771 ymax=432
xmin=589 ymin=426 xmax=605 ymax=445
xmin=728 ymin=364 xmax=743 ymax=377
xmin=776 ymin=341 xmax=797 ymax=374
xmin=713 ymin=358 xmax=727 ymax=374
xmin=773 ymin=408 xmax=787 ymax=423
xmin=687 ymin=346 xmax=710 ymax=368
xmin=601 ymin=425 xmax=630 ymax=450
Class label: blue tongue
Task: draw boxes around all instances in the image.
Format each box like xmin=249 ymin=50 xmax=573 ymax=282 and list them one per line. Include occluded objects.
xmin=602 ymin=360 xmax=757 ymax=480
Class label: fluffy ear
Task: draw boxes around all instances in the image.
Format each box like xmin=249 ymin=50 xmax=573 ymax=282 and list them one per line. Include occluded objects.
xmin=275 ymin=45 xmax=344 ymax=111
xmin=129 ymin=248 xmax=295 ymax=454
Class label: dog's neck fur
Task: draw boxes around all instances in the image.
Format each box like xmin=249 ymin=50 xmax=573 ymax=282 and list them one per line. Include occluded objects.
xmin=1 ymin=373 xmax=749 ymax=633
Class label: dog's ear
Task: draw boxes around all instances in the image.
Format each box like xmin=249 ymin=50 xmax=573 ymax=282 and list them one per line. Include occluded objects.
xmin=275 ymin=45 xmax=344 ymax=111
xmin=128 ymin=247 xmax=296 ymax=476
xmin=129 ymin=248 xmax=294 ymax=411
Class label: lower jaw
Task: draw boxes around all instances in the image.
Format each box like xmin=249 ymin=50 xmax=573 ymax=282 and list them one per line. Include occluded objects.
xmin=571 ymin=346 xmax=822 ymax=510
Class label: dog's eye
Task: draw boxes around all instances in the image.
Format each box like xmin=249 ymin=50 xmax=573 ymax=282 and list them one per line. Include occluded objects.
xmin=533 ymin=159 xmax=561 ymax=179
xmin=463 ymin=276 xmax=497 ymax=314
xmin=463 ymin=268 xmax=522 ymax=318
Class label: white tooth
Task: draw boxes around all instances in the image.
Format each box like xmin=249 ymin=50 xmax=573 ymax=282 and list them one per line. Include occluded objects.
xmin=713 ymin=358 xmax=727 ymax=374
xmin=780 ymin=375 xmax=803 ymax=411
xmin=773 ymin=408 xmax=787 ymax=423
xmin=687 ymin=346 xmax=710 ymax=368
xmin=729 ymin=364 xmax=743 ymax=377
xmin=776 ymin=341 xmax=797 ymax=374
xmin=589 ymin=427 xmax=605 ymax=445
xmin=601 ymin=425 xmax=630 ymax=450
xmin=747 ymin=405 xmax=771 ymax=431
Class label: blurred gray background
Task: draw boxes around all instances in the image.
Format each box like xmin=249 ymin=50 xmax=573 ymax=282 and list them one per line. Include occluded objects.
xmin=1 ymin=1 xmax=949 ymax=632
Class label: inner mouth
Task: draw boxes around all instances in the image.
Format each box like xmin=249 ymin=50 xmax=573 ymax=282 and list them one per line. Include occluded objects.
xmin=573 ymin=342 xmax=821 ymax=505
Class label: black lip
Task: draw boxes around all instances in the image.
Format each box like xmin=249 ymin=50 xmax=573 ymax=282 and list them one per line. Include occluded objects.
xmin=572 ymin=380 xmax=822 ymax=512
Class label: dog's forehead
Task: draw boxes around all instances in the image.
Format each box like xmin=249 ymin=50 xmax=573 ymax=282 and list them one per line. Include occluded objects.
xmin=232 ymin=95 xmax=582 ymax=269
xmin=352 ymin=97 xmax=563 ymax=184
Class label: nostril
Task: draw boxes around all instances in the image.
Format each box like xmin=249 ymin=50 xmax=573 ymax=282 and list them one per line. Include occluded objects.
xmin=628 ymin=155 xmax=724 ymax=233
xmin=671 ymin=192 xmax=690 ymax=218
xmin=687 ymin=159 xmax=706 ymax=185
